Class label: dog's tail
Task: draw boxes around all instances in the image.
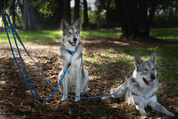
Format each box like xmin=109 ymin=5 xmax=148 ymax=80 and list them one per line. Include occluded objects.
xmin=101 ymin=87 xmax=117 ymax=100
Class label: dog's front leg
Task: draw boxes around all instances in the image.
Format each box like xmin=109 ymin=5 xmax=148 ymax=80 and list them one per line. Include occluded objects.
xmin=135 ymin=103 xmax=147 ymax=116
xmin=61 ymin=68 xmax=68 ymax=102
xmin=75 ymin=64 xmax=81 ymax=102
xmin=149 ymin=101 xmax=175 ymax=117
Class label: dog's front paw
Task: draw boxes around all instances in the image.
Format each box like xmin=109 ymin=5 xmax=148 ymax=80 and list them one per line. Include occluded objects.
xmin=61 ymin=96 xmax=67 ymax=102
xmin=166 ymin=111 xmax=175 ymax=117
xmin=75 ymin=97 xmax=80 ymax=102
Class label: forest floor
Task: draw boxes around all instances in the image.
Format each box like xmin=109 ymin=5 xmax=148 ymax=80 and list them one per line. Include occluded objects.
xmin=0 ymin=36 xmax=178 ymax=119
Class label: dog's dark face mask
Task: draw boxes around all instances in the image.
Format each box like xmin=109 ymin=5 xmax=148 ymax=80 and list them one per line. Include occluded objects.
xmin=61 ymin=19 xmax=82 ymax=48
xmin=134 ymin=53 xmax=157 ymax=88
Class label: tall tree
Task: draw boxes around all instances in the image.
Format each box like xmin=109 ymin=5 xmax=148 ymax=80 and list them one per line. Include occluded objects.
xmin=63 ymin=0 xmax=71 ymax=25
xmin=115 ymin=0 xmax=158 ymax=39
xmin=73 ymin=0 xmax=80 ymax=24
xmin=83 ymin=0 xmax=89 ymax=24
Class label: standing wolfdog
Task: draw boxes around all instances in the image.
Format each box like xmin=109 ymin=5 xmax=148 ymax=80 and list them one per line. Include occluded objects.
xmin=58 ymin=19 xmax=90 ymax=102
xmin=102 ymin=53 xmax=175 ymax=117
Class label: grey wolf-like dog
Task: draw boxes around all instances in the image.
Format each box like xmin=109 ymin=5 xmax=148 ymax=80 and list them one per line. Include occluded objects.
xmin=58 ymin=19 xmax=90 ymax=102
xmin=102 ymin=53 xmax=175 ymax=117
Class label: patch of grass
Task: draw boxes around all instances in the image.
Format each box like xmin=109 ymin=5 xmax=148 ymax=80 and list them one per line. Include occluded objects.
xmin=119 ymin=103 xmax=125 ymax=113
xmin=0 ymin=30 xmax=62 ymax=44
xmin=81 ymin=29 xmax=122 ymax=39
xmin=0 ymin=29 xmax=121 ymax=44
xmin=150 ymin=28 xmax=178 ymax=40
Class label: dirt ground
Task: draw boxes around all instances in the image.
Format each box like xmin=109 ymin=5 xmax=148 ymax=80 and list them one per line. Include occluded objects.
xmin=0 ymin=37 xmax=178 ymax=119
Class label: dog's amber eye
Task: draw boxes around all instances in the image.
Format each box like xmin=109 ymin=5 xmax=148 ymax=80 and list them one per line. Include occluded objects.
xmin=143 ymin=68 xmax=147 ymax=71
xmin=75 ymin=32 xmax=78 ymax=35
xmin=152 ymin=68 xmax=155 ymax=70
xmin=67 ymin=32 xmax=71 ymax=36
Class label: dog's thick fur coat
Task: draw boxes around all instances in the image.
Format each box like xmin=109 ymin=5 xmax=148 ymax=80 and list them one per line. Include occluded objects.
xmin=102 ymin=53 xmax=175 ymax=117
xmin=58 ymin=19 xmax=89 ymax=102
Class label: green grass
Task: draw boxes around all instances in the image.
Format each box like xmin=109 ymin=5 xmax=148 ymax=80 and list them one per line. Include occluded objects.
xmin=0 ymin=28 xmax=177 ymax=44
xmin=81 ymin=29 xmax=122 ymax=39
xmin=0 ymin=29 xmax=121 ymax=44
xmin=150 ymin=28 xmax=178 ymax=40
xmin=0 ymin=30 xmax=62 ymax=44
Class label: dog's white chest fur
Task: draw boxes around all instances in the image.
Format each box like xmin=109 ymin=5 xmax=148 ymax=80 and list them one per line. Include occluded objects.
xmin=127 ymin=91 xmax=157 ymax=107
xmin=68 ymin=53 xmax=82 ymax=80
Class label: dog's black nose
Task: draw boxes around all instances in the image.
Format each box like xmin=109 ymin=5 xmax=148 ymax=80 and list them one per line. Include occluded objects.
xmin=73 ymin=37 xmax=77 ymax=42
xmin=151 ymin=74 xmax=155 ymax=80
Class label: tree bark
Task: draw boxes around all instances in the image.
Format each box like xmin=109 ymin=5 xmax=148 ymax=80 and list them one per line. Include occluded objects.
xmin=147 ymin=0 xmax=158 ymax=36
xmin=63 ymin=0 xmax=71 ymax=25
xmin=115 ymin=0 xmax=158 ymax=39
xmin=106 ymin=1 xmax=111 ymax=22
xmin=83 ymin=0 xmax=89 ymax=24
xmin=73 ymin=0 xmax=80 ymax=24
xmin=115 ymin=0 xmax=128 ymax=38
xmin=129 ymin=0 xmax=138 ymax=39
xmin=23 ymin=0 xmax=28 ymax=31
xmin=10 ymin=0 xmax=16 ymax=26
xmin=12 ymin=0 xmax=15 ymax=26
xmin=23 ymin=0 xmax=35 ymax=31
xmin=27 ymin=1 xmax=35 ymax=31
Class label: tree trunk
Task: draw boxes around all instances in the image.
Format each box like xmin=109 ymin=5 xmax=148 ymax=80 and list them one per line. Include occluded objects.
xmin=23 ymin=0 xmax=35 ymax=31
xmin=73 ymin=0 xmax=80 ymax=24
xmin=115 ymin=0 xmax=158 ymax=39
xmin=12 ymin=0 xmax=15 ymax=26
xmin=83 ymin=0 xmax=89 ymax=24
xmin=106 ymin=1 xmax=111 ymax=22
xmin=147 ymin=0 xmax=158 ymax=36
xmin=10 ymin=0 xmax=16 ymax=26
xmin=115 ymin=0 xmax=128 ymax=38
xmin=27 ymin=1 xmax=35 ymax=31
xmin=129 ymin=0 xmax=138 ymax=39
xmin=63 ymin=0 xmax=71 ymax=25
xmin=23 ymin=0 xmax=28 ymax=31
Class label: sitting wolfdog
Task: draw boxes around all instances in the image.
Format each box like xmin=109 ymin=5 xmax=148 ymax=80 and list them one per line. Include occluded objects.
xmin=102 ymin=53 xmax=175 ymax=117
xmin=58 ymin=19 xmax=90 ymax=102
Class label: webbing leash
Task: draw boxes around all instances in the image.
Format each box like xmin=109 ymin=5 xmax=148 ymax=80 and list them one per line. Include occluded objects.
xmin=2 ymin=12 xmax=132 ymax=102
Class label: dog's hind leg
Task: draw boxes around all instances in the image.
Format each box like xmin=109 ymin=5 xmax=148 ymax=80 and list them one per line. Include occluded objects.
xmin=81 ymin=70 xmax=90 ymax=94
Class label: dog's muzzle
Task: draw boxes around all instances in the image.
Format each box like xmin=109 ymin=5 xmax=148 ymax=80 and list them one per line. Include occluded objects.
xmin=68 ymin=40 xmax=77 ymax=47
xmin=143 ymin=77 xmax=155 ymax=88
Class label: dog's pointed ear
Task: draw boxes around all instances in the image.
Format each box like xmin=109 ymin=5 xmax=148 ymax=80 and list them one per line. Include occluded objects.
xmin=61 ymin=19 xmax=69 ymax=31
xmin=74 ymin=19 xmax=82 ymax=30
xmin=134 ymin=54 xmax=143 ymax=68
xmin=150 ymin=52 xmax=157 ymax=64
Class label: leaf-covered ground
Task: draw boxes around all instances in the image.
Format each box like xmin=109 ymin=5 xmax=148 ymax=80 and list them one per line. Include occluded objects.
xmin=0 ymin=37 xmax=178 ymax=119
